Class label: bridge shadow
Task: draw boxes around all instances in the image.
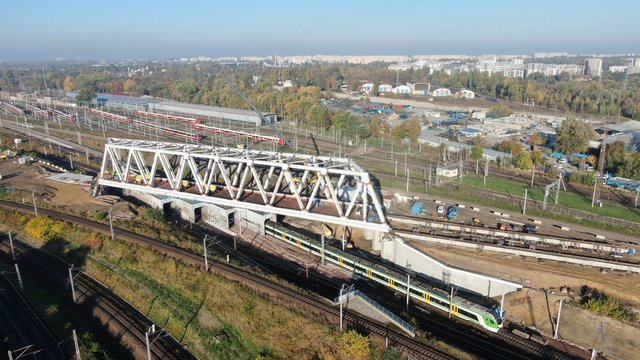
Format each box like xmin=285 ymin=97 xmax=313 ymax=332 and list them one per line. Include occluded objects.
xmin=7 ymin=237 xmax=136 ymax=360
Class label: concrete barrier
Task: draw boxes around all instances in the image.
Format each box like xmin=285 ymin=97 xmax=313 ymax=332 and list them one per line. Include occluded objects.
xmin=532 ymin=219 xmax=542 ymax=224
xmin=434 ymin=200 xmax=442 ymax=204
xmin=492 ymin=211 xmax=503 ymax=216
xmin=560 ymin=226 xmax=570 ymax=231
xmin=398 ymin=231 xmax=640 ymax=274
xmin=457 ymin=204 xmax=466 ymax=208
xmin=471 ymin=207 xmax=481 ymax=212
xmin=595 ymin=234 xmax=606 ymax=240
xmin=502 ymin=213 xmax=510 ymax=218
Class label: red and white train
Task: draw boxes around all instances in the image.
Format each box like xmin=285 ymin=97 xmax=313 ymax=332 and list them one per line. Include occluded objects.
xmin=0 ymin=102 xmax=25 ymax=116
xmin=136 ymin=110 xmax=200 ymax=125
xmin=90 ymin=108 xmax=131 ymax=123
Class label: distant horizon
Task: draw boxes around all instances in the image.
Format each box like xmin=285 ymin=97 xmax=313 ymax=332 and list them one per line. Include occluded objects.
xmin=1 ymin=0 xmax=639 ymax=62
xmin=3 ymin=51 xmax=640 ymax=64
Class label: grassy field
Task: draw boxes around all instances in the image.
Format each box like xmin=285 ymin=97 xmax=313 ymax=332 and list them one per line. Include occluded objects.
xmin=460 ymin=175 xmax=640 ymax=223
xmin=375 ymin=173 xmax=640 ymax=237
xmin=0 ymin=203 xmax=474 ymax=360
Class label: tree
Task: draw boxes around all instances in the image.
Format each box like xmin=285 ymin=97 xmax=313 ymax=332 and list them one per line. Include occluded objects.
xmin=513 ymin=152 xmax=533 ymax=170
xmin=530 ymin=149 xmax=544 ymax=186
xmin=76 ymin=86 xmax=96 ymax=104
xmin=63 ymin=76 xmax=75 ymax=91
xmin=555 ymin=118 xmax=596 ymax=154
xmin=488 ymin=103 xmax=513 ymax=118
xmin=339 ymin=331 xmax=371 ymax=360
xmin=124 ymin=79 xmax=137 ymax=93
xmin=470 ymin=144 xmax=484 ymax=174
xmin=605 ymin=141 xmax=627 ymax=174
xmin=528 ymin=133 xmax=544 ymax=149
xmin=620 ymin=152 xmax=640 ymax=180
xmin=497 ymin=139 xmax=523 ymax=155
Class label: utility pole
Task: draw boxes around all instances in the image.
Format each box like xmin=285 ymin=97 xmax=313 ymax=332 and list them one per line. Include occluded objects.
xmin=395 ymin=160 xmax=398 ymax=177
xmin=69 ymin=267 xmax=77 ymax=302
xmin=15 ymin=264 xmax=24 ymax=291
xmin=321 ymin=235 xmax=326 ymax=265
xmin=202 ymin=235 xmax=218 ymax=271
xmin=31 ymin=190 xmax=38 ymax=216
xmin=483 ymin=158 xmax=489 ymax=187
xmin=406 ymin=271 xmax=411 ymax=310
xmin=108 ymin=208 xmax=114 ymax=239
xmin=8 ymin=232 xmax=15 ymax=260
xmin=592 ymin=143 xmax=606 ymax=207
xmin=523 ymin=188 xmax=528 ymax=215
xmin=72 ymin=330 xmax=81 ymax=360
xmin=406 ymin=169 xmax=410 ymax=192
xmin=554 ymin=299 xmax=564 ymax=339
xmin=69 ymin=155 xmax=74 ymax=170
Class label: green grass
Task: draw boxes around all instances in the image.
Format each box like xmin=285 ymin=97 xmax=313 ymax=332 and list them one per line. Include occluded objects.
xmin=460 ymin=175 xmax=640 ymax=223
xmin=374 ymin=173 xmax=640 ymax=237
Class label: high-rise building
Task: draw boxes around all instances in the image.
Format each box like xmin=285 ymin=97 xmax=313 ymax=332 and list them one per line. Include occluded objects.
xmin=583 ymin=58 xmax=603 ymax=77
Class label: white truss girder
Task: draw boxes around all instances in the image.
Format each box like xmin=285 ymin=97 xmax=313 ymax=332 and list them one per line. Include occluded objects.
xmin=98 ymin=138 xmax=389 ymax=232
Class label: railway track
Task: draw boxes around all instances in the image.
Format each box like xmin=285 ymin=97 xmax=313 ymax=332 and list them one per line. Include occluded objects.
xmin=0 ymin=199 xmax=452 ymax=360
xmin=0 ymin=239 xmax=194 ymax=360
xmin=0 ymin=265 xmax=67 ymax=359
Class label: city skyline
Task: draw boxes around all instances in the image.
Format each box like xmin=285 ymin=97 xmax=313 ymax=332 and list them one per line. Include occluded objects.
xmin=1 ymin=0 xmax=639 ymax=61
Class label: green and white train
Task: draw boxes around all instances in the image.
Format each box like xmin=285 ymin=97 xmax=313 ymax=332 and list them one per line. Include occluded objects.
xmin=264 ymin=222 xmax=504 ymax=332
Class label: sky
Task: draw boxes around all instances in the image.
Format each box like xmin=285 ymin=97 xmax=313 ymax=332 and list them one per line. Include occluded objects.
xmin=1 ymin=0 xmax=639 ymax=61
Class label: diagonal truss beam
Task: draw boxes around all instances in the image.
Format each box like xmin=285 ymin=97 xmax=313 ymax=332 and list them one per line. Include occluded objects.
xmin=98 ymin=138 xmax=389 ymax=232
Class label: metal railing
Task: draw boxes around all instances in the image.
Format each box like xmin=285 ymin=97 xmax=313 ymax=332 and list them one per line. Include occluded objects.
xmin=335 ymin=288 xmax=416 ymax=334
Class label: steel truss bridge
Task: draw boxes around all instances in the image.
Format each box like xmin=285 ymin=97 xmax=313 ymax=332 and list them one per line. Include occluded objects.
xmin=98 ymin=138 xmax=389 ymax=232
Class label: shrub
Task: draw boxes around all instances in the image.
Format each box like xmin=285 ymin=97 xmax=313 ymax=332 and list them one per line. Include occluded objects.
xmin=93 ymin=211 xmax=107 ymax=221
xmin=573 ymin=286 xmax=636 ymax=322
xmin=144 ymin=208 xmax=164 ymax=222
xmin=24 ymin=217 xmax=65 ymax=241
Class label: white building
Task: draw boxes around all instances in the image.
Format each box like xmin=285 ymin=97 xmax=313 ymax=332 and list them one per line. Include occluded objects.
xmin=432 ymin=88 xmax=451 ymax=97
xmin=361 ymin=83 xmax=374 ymax=93
xmin=456 ymin=89 xmax=475 ymax=99
xmin=378 ymin=84 xmax=393 ymax=93
xmin=407 ymin=82 xmax=430 ymax=95
xmin=584 ymin=58 xmax=603 ymax=77
xmin=392 ymin=85 xmax=411 ymax=94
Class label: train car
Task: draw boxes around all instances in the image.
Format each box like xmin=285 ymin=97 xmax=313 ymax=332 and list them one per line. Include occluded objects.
xmin=264 ymin=222 xmax=503 ymax=332
xmin=136 ymin=110 xmax=200 ymax=125
xmin=24 ymin=104 xmax=50 ymax=119
xmin=52 ymin=109 xmax=76 ymax=123
xmin=193 ymin=123 xmax=286 ymax=145
xmin=89 ymin=108 xmax=131 ymax=123
xmin=130 ymin=119 xmax=202 ymax=142
xmin=1 ymin=102 xmax=25 ymax=116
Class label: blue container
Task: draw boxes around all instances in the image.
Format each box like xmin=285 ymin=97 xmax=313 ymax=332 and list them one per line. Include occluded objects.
xmin=411 ymin=201 xmax=424 ymax=215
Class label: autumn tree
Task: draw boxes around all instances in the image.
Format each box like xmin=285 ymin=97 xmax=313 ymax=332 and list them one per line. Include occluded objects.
xmin=470 ymin=144 xmax=484 ymax=174
xmin=63 ymin=76 xmax=75 ymax=91
xmin=530 ymin=149 xmax=544 ymax=185
xmin=488 ymin=103 xmax=513 ymax=118
xmin=124 ymin=79 xmax=137 ymax=93
xmin=513 ymin=152 xmax=533 ymax=170
xmin=528 ymin=133 xmax=544 ymax=149
xmin=605 ymin=141 xmax=627 ymax=174
xmin=497 ymin=139 xmax=523 ymax=155
xmin=555 ymin=118 xmax=596 ymax=154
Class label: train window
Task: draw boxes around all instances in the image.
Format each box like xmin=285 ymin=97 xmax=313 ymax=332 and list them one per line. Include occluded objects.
xmin=456 ymin=307 xmax=478 ymax=321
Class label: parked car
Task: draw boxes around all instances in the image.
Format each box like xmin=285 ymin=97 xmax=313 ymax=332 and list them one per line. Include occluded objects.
xmin=523 ymin=224 xmax=538 ymax=233
xmin=558 ymin=157 xmax=568 ymax=164
xmin=437 ymin=205 xmax=445 ymax=215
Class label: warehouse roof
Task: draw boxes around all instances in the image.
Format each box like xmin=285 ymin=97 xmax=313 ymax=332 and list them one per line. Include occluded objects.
xmin=154 ymin=100 xmax=276 ymax=117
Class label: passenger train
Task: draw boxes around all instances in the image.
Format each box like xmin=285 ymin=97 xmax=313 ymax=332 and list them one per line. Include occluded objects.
xmin=264 ymin=222 xmax=504 ymax=332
